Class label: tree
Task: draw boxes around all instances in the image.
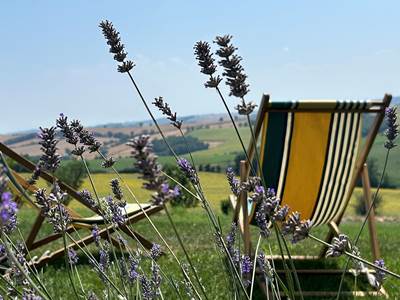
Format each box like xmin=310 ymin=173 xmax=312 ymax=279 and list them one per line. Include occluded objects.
xmin=54 ymin=160 xmax=87 ymax=203
xmin=355 ymin=193 xmax=383 ymax=215
xmin=163 ymin=164 xmax=198 ymax=207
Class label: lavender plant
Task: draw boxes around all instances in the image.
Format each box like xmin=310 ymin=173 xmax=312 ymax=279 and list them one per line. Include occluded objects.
xmin=1 ymin=20 xmax=399 ymax=300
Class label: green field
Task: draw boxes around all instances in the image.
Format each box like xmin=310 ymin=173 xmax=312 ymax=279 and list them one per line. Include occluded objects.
xmin=86 ymin=125 xmax=400 ymax=188
xmin=11 ymin=172 xmax=400 ymax=298
xmin=26 ymin=172 xmax=400 ymax=216
xmin=10 ymin=123 xmax=400 ymax=298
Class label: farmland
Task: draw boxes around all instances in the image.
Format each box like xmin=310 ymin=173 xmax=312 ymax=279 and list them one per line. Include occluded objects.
xmin=15 ymin=171 xmax=400 ymax=298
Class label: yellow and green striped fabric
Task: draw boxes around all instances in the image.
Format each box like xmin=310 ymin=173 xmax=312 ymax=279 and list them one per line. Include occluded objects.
xmin=250 ymin=100 xmax=363 ymax=226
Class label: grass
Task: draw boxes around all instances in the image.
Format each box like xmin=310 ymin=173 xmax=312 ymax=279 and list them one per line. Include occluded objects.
xmin=8 ymin=172 xmax=400 ymax=298
xmin=24 ymin=172 xmax=400 ymax=216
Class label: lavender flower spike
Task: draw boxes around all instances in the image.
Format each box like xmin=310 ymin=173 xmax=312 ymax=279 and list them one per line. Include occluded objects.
xmin=226 ymin=167 xmax=240 ymax=196
xmin=193 ymin=41 xmax=222 ymax=88
xmin=99 ymin=20 xmax=135 ymax=73
xmin=150 ymin=243 xmax=162 ymax=261
xmin=177 ymin=158 xmax=199 ymax=185
xmin=152 ymin=97 xmax=183 ymax=129
xmin=110 ymin=178 xmax=123 ymax=201
xmin=68 ymin=248 xmax=79 ymax=265
xmin=291 ymin=220 xmax=312 ymax=243
xmin=374 ymin=259 xmax=387 ymax=287
xmin=101 ymin=156 xmax=116 ymax=168
xmin=384 ymin=106 xmax=399 ymax=149
xmin=38 ymin=127 xmax=61 ymax=172
xmin=0 ymin=191 xmax=18 ymax=233
xmin=214 ymin=35 xmax=250 ymax=99
xmin=326 ymin=234 xmax=350 ymax=257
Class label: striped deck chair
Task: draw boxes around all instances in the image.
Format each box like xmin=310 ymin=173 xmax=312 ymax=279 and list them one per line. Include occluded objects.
xmin=231 ymin=94 xmax=391 ymax=296
xmin=0 ymin=143 xmax=163 ymax=266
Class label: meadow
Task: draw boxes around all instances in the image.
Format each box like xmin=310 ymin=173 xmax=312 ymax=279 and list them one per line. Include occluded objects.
xmin=86 ymin=125 xmax=400 ymax=187
xmin=14 ymin=172 xmax=400 ymax=298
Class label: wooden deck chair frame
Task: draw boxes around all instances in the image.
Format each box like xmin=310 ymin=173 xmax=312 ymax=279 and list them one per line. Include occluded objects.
xmin=230 ymin=93 xmax=392 ymax=297
xmin=0 ymin=142 xmax=163 ymax=266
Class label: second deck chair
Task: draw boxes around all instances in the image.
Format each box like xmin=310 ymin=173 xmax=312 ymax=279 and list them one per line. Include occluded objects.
xmin=0 ymin=142 xmax=163 ymax=266
xmin=231 ymin=94 xmax=392 ymax=297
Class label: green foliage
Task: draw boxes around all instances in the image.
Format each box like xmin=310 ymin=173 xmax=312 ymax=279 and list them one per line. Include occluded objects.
xmin=163 ymin=164 xmax=199 ymax=207
xmin=6 ymin=154 xmax=40 ymax=172
xmin=356 ymin=158 xmax=397 ymax=188
xmin=152 ymin=135 xmax=208 ymax=156
xmin=355 ymin=193 xmax=383 ymax=215
xmin=220 ymin=198 xmax=231 ymax=215
xmin=54 ymin=160 xmax=87 ymax=202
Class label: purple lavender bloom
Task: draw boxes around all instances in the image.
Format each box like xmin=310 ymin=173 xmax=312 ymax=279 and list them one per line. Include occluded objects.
xmin=281 ymin=211 xmax=301 ymax=236
xmin=99 ymin=244 xmax=110 ymax=272
xmin=226 ymin=222 xmax=237 ymax=256
xmin=127 ymin=135 xmax=164 ymax=191
xmin=152 ymin=97 xmax=183 ymax=129
xmin=110 ymin=178 xmax=124 ymax=202
xmin=255 ymin=209 xmax=270 ymax=238
xmin=193 ymin=41 xmax=222 ymax=88
xmin=28 ymin=164 xmax=42 ymax=185
xmin=150 ymin=244 xmax=162 ymax=261
xmin=79 ymin=189 xmax=97 ymax=209
xmin=257 ymin=251 xmax=274 ymax=279
xmin=326 ymin=234 xmax=350 ymax=257
xmin=128 ymin=254 xmax=140 ymax=283
xmin=0 ymin=191 xmax=18 ymax=233
xmin=101 ymin=156 xmax=116 ymax=168
xmin=384 ymin=107 xmax=399 ymax=149
xmin=214 ymin=35 xmax=250 ymax=99
xmin=291 ymin=220 xmax=312 ymax=243
xmin=99 ymin=20 xmax=135 ymax=73
xmin=374 ymin=259 xmax=386 ymax=287
xmin=56 ymin=113 xmax=79 ymax=145
xmin=38 ymin=184 xmax=71 ymax=233
xmin=76 ymin=129 xmax=102 ymax=153
xmin=140 ymin=275 xmax=155 ymax=300
xmin=255 ymin=185 xmax=265 ymax=194
xmin=87 ymin=292 xmax=98 ymax=300
xmin=172 ymin=185 xmax=180 ymax=197
xmin=273 ymin=205 xmax=289 ymax=222
xmin=226 ymin=168 xmax=240 ymax=196
xmin=38 ymin=127 xmax=61 ymax=172
xmin=151 ymin=183 xmax=179 ymax=206
xmin=241 ymin=255 xmax=252 ymax=275
xmin=68 ymin=248 xmax=79 ymax=266
xmin=161 ymin=183 xmax=169 ymax=194
xmin=151 ymin=263 xmax=162 ymax=294
xmin=0 ymin=244 xmax=5 ymax=257
xmin=92 ymin=224 xmax=100 ymax=246
xmin=22 ymin=289 xmax=42 ymax=300
xmin=105 ymin=196 xmax=125 ymax=225
xmin=177 ymin=158 xmax=199 ymax=185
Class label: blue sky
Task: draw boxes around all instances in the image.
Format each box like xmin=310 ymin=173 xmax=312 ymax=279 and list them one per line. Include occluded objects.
xmin=0 ymin=1 xmax=399 ymax=133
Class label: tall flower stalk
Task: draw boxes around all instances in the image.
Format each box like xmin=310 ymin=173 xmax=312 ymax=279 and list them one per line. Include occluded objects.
xmin=193 ymin=40 xmax=257 ymax=177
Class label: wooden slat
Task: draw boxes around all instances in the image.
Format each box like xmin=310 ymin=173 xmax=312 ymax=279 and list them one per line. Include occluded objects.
xmin=0 ymin=142 xmax=99 ymax=213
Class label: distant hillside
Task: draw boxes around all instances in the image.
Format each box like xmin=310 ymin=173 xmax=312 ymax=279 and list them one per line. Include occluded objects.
xmin=0 ymin=113 xmax=247 ymax=159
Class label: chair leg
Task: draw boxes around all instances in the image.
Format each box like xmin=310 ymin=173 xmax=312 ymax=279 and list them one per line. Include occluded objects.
xmin=361 ymin=163 xmax=380 ymax=261
xmin=26 ymin=214 xmax=45 ymax=250
xmin=318 ymin=222 xmax=340 ymax=258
